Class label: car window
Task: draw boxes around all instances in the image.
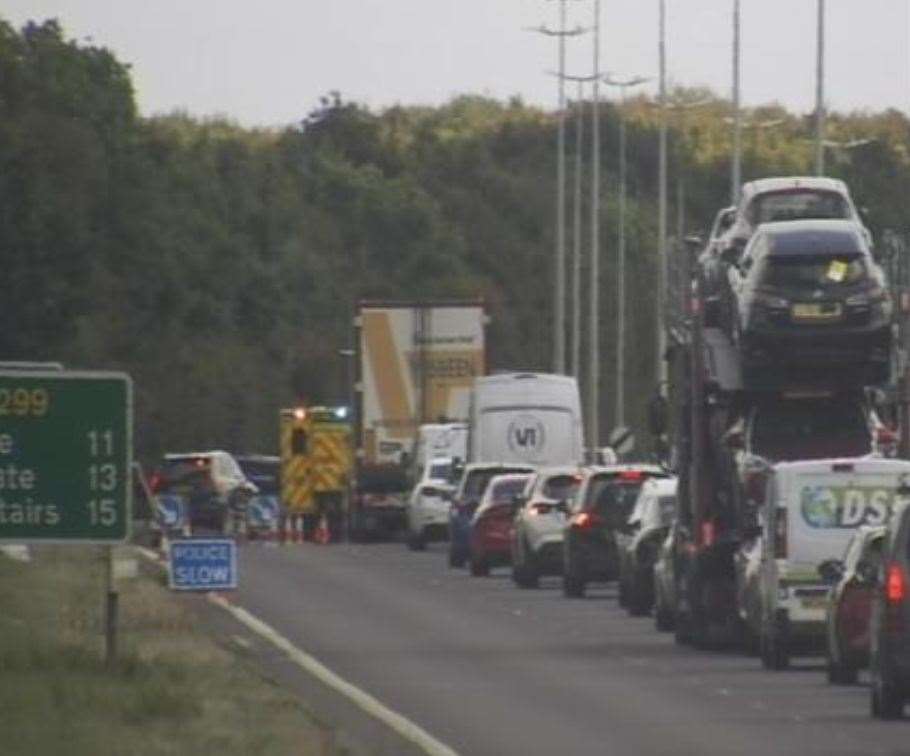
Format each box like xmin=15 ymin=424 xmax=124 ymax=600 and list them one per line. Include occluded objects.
xmin=751 ymin=399 xmax=870 ymax=460
xmin=757 ymin=254 xmax=868 ymax=290
xmin=586 ymin=477 xmax=644 ymax=527
xmin=861 ymin=535 xmax=884 ymax=572
xmin=429 ymin=461 xmax=451 ymax=480
xmin=542 ymin=474 xmax=580 ymax=501
xmin=463 ymin=468 xmax=530 ymax=501
xmin=750 ymin=190 xmax=850 ymax=224
xmin=237 ymin=459 xmax=279 ymax=494
xmin=489 ymin=478 xmax=527 ymax=504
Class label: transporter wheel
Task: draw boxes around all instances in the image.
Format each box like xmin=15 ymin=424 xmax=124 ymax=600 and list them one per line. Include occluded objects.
xmin=654 ymin=603 xmax=675 ymax=632
xmin=448 ymin=546 xmax=466 ymax=569
xmin=563 ymin=573 xmax=586 ymax=598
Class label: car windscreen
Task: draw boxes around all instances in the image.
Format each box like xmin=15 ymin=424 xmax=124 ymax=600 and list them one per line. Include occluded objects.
xmin=752 ymin=399 xmax=870 ymax=461
xmin=542 ymin=474 xmax=581 ymax=502
xmin=586 ymin=477 xmax=644 ymax=528
xmin=489 ymin=478 xmax=528 ymax=504
xmin=750 ymin=190 xmax=849 ymax=224
xmin=429 ymin=461 xmax=451 ymax=481
xmin=237 ymin=460 xmax=279 ymax=494
xmin=156 ymin=457 xmax=211 ymax=491
xmin=463 ymin=468 xmax=529 ymax=501
xmin=757 ymin=254 xmax=868 ymax=290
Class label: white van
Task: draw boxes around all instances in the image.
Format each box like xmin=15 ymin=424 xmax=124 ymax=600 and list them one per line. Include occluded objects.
xmin=468 ymin=373 xmax=584 ymax=466
xmin=412 ymin=423 xmax=468 ymax=480
xmin=751 ymin=457 xmax=910 ymax=670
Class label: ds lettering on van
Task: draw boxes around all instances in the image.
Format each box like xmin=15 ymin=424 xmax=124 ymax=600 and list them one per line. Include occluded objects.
xmin=507 ymin=415 xmax=546 ymax=459
xmin=799 ymin=485 xmax=892 ymax=529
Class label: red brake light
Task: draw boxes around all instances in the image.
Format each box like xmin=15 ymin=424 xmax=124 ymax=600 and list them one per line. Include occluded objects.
xmin=149 ymin=472 xmax=162 ymax=493
xmin=876 ymin=427 xmax=898 ymax=446
xmin=701 ymin=520 xmax=715 ymax=547
xmin=572 ymin=511 xmax=603 ymax=530
xmin=887 ymin=563 xmax=906 ymax=603
xmin=618 ymin=470 xmax=644 ymax=481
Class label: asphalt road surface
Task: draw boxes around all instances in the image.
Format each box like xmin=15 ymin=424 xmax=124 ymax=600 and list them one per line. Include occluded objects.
xmin=233 ymin=540 xmax=910 ymax=756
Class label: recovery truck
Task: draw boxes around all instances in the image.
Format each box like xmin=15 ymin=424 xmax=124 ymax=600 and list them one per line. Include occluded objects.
xmin=280 ymin=405 xmax=352 ymax=541
xmin=662 ymin=225 xmax=907 ymax=649
xmin=351 ymin=300 xmax=487 ymax=541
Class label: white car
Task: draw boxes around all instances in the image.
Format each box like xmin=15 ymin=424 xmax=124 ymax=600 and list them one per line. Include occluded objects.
xmin=745 ymin=457 xmax=910 ymax=670
xmin=719 ymin=176 xmax=868 ymax=261
xmin=406 ymin=456 xmax=454 ymax=551
xmin=511 ymin=466 xmax=583 ymax=588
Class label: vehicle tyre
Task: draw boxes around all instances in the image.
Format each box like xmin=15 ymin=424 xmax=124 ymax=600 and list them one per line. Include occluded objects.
xmin=674 ymin=612 xmax=693 ymax=646
xmin=448 ymin=547 xmax=466 ymax=569
xmin=872 ymin=664 xmax=904 ymax=719
xmin=407 ymin=530 xmax=427 ymax=552
xmin=826 ymin=651 xmax=858 ymax=685
xmin=470 ymin=557 xmax=490 ymax=577
xmin=512 ymin=548 xmax=539 ymax=589
xmin=626 ymin=573 xmax=652 ymax=617
xmin=655 ymin=603 xmax=675 ymax=632
xmin=618 ymin=575 xmax=629 ymax=608
xmin=760 ymin=633 xmax=789 ymax=671
xmin=563 ymin=573 xmax=586 ymax=598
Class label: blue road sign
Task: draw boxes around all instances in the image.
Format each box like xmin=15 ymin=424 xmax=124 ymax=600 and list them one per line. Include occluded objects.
xmin=156 ymin=494 xmax=186 ymax=530
xmin=168 ymin=538 xmax=237 ymax=591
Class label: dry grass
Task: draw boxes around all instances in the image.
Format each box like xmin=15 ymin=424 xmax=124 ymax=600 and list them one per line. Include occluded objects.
xmin=0 ymin=545 xmax=339 ymax=756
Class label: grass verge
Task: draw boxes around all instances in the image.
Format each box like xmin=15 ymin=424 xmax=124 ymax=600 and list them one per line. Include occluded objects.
xmin=0 ymin=545 xmax=338 ymax=755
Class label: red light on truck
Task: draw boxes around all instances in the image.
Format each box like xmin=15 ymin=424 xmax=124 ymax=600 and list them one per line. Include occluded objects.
xmin=887 ymin=563 xmax=906 ymax=603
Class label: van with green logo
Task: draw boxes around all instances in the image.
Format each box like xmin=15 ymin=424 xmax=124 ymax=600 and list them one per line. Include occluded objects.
xmin=749 ymin=457 xmax=910 ymax=670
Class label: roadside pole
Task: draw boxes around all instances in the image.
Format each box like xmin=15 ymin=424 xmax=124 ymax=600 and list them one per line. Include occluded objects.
xmin=103 ymin=544 xmax=118 ymax=664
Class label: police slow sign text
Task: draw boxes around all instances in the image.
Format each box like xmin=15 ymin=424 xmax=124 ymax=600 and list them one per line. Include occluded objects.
xmin=0 ymin=370 xmax=131 ymax=542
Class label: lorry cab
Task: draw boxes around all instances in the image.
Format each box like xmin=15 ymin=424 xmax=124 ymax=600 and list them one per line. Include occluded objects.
xmin=469 ymin=373 xmax=584 ymax=466
xmin=755 ymin=457 xmax=910 ymax=670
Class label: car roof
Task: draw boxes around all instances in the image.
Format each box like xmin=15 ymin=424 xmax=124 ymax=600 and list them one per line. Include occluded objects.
xmin=773 ymin=458 xmax=910 ymax=475
xmin=163 ymin=450 xmax=232 ymax=460
xmin=584 ymin=464 xmax=667 ymax=476
xmin=743 ymin=176 xmax=848 ymax=199
xmin=489 ymin=472 xmax=533 ymax=485
xmin=759 ymin=219 xmax=866 ymax=256
xmin=464 ymin=462 xmax=536 ymax=472
xmin=234 ymin=454 xmax=279 ymax=464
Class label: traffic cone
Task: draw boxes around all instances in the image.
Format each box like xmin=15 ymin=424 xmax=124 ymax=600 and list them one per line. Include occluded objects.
xmin=314 ymin=514 xmax=330 ymax=545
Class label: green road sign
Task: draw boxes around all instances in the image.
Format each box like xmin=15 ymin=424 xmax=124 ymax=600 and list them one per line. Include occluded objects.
xmin=0 ymin=370 xmax=132 ymax=543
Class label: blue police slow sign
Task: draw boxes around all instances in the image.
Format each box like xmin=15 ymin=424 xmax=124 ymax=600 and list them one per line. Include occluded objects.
xmin=168 ymin=538 xmax=237 ymax=591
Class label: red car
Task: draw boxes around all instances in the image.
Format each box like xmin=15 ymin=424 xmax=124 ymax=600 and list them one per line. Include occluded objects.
xmin=469 ymin=473 xmax=533 ymax=577
xmin=821 ymin=525 xmax=886 ymax=684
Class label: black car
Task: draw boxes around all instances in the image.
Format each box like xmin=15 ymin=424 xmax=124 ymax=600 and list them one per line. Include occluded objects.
xmin=562 ymin=465 xmax=669 ymax=598
xmin=727 ymin=219 xmax=892 ymax=384
xmin=870 ymin=498 xmax=910 ymax=718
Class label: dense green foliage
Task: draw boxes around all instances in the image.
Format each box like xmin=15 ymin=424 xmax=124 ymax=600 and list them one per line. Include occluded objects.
xmin=1 ymin=20 xmax=908 ymax=461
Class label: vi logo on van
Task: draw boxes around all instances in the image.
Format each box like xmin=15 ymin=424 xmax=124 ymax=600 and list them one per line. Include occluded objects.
xmin=799 ymin=485 xmax=893 ymax=529
xmin=507 ymin=415 xmax=546 ymax=459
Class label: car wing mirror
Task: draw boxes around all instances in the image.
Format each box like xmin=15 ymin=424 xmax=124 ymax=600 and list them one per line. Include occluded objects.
xmin=817 ymin=559 xmax=845 ymax=585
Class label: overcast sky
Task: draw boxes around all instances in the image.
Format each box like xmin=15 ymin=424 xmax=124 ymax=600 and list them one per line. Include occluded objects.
xmin=3 ymin=1 xmax=908 ymax=127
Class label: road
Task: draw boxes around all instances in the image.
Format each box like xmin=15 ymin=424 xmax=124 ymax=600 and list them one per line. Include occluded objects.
xmin=233 ymin=540 xmax=909 ymax=756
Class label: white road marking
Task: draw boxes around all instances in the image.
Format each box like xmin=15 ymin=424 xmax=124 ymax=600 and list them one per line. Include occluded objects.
xmin=208 ymin=593 xmax=459 ymax=756
xmin=136 ymin=544 xmax=458 ymax=756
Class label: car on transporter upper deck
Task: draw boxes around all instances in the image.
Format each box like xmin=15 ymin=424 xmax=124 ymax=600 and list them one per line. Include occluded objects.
xmin=725 ymin=219 xmax=892 ymax=383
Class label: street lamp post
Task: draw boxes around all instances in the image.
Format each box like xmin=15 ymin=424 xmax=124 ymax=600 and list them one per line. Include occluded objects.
xmin=604 ymin=75 xmax=649 ymax=430
xmin=731 ymin=0 xmax=742 ymax=204
xmin=531 ymin=3 xmax=586 ymax=375
xmin=815 ymin=0 xmax=827 ymax=175
xmin=589 ymin=0 xmax=602 ymax=454
xmin=657 ymin=0 xmax=669 ymax=393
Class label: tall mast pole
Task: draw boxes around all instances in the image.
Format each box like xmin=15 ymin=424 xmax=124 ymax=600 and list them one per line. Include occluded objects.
xmin=657 ymin=0 xmax=668 ymax=388
xmin=814 ymin=0 xmax=826 ymax=175
xmin=731 ymin=0 xmax=742 ymax=203
xmin=572 ymin=81 xmax=585 ymax=379
xmin=554 ymin=0 xmax=568 ymax=373
xmin=588 ymin=0 xmax=602 ymax=454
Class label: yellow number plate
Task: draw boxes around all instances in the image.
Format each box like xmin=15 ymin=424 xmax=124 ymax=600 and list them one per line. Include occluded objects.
xmin=791 ymin=303 xmax=842 ymax=321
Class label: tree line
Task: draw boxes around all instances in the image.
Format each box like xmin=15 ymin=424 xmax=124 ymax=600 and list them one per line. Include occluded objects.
xmin=2 ymin=19 xmax=908 ymax=462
